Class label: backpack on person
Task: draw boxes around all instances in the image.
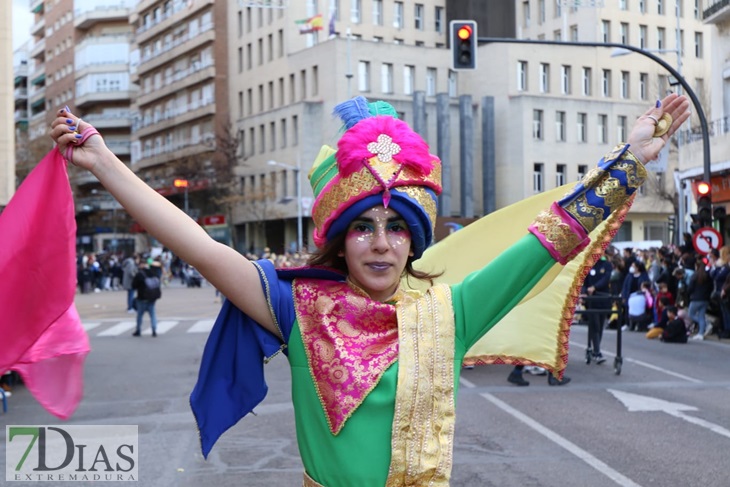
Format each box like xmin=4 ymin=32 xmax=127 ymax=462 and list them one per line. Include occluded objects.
xmin=140 ymin=270 xmax=162 ymax=301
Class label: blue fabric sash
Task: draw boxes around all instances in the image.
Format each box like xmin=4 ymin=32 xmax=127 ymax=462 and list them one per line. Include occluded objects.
xmin=189 ymin=260 xmax=344 ymax=458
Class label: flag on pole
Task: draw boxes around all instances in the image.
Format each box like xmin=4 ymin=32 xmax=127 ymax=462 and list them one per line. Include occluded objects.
xmin=295 ymin=14 xmax=324 ymax=34
xmin=328 ymin=10 xmax=336 ymax=37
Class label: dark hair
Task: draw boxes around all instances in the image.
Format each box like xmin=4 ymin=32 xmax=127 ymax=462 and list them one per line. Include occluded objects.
xmin=307 ymin=232 xmax=443 ymax=287
xmin=694 ymin=260 xmax=708 ymax=284
xmin=665 ymin=305 xmax=678 ymax=315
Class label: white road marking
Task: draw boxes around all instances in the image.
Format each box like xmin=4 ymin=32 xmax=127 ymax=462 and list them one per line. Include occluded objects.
xmin=480 ymin=392 xmax=643 ymax=487
xmin=97 ymin=321 xmax=136 ymax=337
xmin=141 ymin=321 xmax=179 ymax=336
xmin=187 ymin=319 xmax=216 ymax=333
xmin=609 ymin=389 xmax=730 ymax=440
xmin=82 ymin=322 xmax=102 ymax=332
xmin=568 ymin=337 xmax=702 ymax=383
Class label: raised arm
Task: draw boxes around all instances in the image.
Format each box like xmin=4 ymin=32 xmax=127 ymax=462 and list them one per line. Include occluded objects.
xmin=50 ymin=108 xmax=278 ymax=337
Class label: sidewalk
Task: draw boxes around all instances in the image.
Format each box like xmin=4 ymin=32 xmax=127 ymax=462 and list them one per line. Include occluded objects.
xmin=74 ymin=279 xmax=223 ymax=321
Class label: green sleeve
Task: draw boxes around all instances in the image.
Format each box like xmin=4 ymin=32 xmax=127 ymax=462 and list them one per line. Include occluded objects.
xmin=452 ymin=234 xmax=557 ymax=350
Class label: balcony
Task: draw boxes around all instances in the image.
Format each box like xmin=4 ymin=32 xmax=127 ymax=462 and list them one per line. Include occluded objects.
xmin=30 ymin=37 xmax=46 ymax=59
xmin=134 ymin=135 xmax=215 ymax=170
xmin=75 ymin=62 xmax=130 ymax=80
xmin=704 ymin=0 xmax=730 ymax=23
xmin=83 ymin=110 xmax=132 ymax=129
xmin=14 ymin=109 xmax=29 ymax=123
xmin=106 ymin=139 xmax=132 ymax=156
xmin=76 ymin=89 xmax=135 ymax=108
xmin=31 ymin=0 xmax=43 ymax=13
xmin=30 ymin=17 xmax=45 ymax=36
xmin=137 ymin=23 xmax=214 ymax=75
xmin=136 ymin=63 xmax=215 ymax=107
xmin=14 ymin=87 xmax=28 ymax=99
xmin=135 ymin=0 xmax=214 ymax=44
xmin=133 ymin=99 xmax=216 ymax=139
xmin=75 ymin=1 xmax=135 ymax=30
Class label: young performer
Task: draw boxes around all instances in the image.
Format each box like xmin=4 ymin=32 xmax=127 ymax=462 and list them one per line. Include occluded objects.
xmin=51 ymin=94 xmax=690 ymax=485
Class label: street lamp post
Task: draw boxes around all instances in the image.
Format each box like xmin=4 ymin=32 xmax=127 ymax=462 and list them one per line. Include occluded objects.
xmin=477 ymin=38 xmax=711 ymax=183
xmin=268 ymin=159 xmax=303 ymax=252
xmin=174 ymin=178 xmax=189 ymax=215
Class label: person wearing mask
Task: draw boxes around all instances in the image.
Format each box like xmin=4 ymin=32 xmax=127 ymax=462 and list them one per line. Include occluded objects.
xmin=622 ymin=261 xmax=650 ymax=330
xmin=582 ymin=253 xmax=613 ymax=363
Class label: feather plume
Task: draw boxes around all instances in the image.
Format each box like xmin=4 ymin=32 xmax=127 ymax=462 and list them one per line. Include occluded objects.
xmin=368 ymin=101 xmax=398 ymax=118
xmin=336 ymin=116 xmax=435 ymax=177
xmin=333 ymin=96 xmax=372 ymax=130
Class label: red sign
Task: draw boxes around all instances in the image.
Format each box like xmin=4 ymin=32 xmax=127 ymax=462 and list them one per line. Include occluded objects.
xmin=692 ymin=227 xmax=723 ymax=255
xmin=202 ymin=214 xmax=226 ymax=226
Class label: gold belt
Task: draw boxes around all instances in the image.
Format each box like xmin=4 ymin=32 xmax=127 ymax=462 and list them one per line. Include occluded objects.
xmin=303 ymin=471 xmax=326 ymax=487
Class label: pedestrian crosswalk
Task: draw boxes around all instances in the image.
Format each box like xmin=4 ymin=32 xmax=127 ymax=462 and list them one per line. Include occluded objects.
xmin=82 ymin=318 xmax=216 ymax=337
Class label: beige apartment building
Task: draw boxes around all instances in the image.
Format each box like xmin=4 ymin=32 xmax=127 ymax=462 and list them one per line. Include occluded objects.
xmin=1 ymin=1 xmax=14 ymax=208
xmin=229 ymin=0 xmax=712 ymax=252
xmin=677 ymin=0 xmax=730 ymax=241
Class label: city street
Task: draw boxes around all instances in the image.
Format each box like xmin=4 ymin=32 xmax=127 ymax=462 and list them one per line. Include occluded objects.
xmin=2 ymin=283 xmax=730 ymax=486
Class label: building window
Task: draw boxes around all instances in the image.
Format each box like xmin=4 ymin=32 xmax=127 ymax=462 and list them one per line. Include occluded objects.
xmin=598 ymin=114 xmax=608 ymax=144
xmin=404 ymin=65 xmax=414 ymax=95
xmin=269 ymin=81 xmax=275 ymax=108
xmin=539 ymin=63 xmax=549 ymax=93
xmin=249 ymin=128 xmax=255 ymax=156
xmin=278 ymin=29 xmax=284 ymax=57
xmin=694 ymin=0 xmax=701 ymax=19
xmin=247 ymin=88 xmax=253 ymax=115
xmin=621 ymin=71 xmax=630 ymax=99
xmin=426 ymin=67 xmax=437 ymax=96
xmin=237 ymin=47 xmax=243 ymax=73
xmin=639 ymin=72 xmax=648 ymax=100
xmin=435 ymin=6 xmax=444 ymax=33
xmin=639 ymin=0 xmax=646 ymax=13
xmin=300 ymin=69 xmax=306 ymax=100
xmin=556 ymin=111 xmax=566 ymax=142
xmin=578 ymin=164 xmax=588 ymax=180
xmin=258 ymin=38 xmax=263 ymax=65
xmin=270 ymin=122 xmax=276 ymax=152
xmin=518 ymin=61 xmax=528 ymax=91
xmin=312 ymin=66 xmax=318 ymax=96
xmin=561 ymin=65 xmax=571 ymax=94
xmin=539 ymin=0 xmax=546 ymax=23
xmin=238 ymin=91 xmax=243 ymax=118
xmin=582 ymin=67 xmax=591 ymax=95
xmin=523 ymin=0 xmax=530 ymax=27
xmin=533 ymin=163 xmax=544 ymax=193
xmin=394 ymin=2 xmax=403 ymax=29
xmin=619 ymin=0 xmax=627 ymax=10
xmin=695 ymin=77 xmax=705 ymax=100
xmin=602 ymin=69 xmax=611 ymax=97
xmin=601 ymin=20 xmax=610 ymax=43
xmin=281 ymin=118 xmax=287 ymax=148
xmin=381 ymin=63 xmax=393 ymax=94
xmin=292 ymin=115 xmax=299 ymax=146
xmin=358 ymin=61 xmax=370 ymax=92
xmin=246 ymin=43 xmax=252 ymax=69
xmin=556 ymin=164 xmax=566 ymax=186
xmin=351 ymin=0 xmax=361 ymax=23
xmin=533 ymin=109 xmax=544 ymax=140
xmin=448 ymin=70 xmax=457 ymax=96
xmin=617 ymin=115 xmax=627 ymax=142
xmin=258 ymin=84 xmax=264 ymax=112
xmin=657 ymin=27 xmax=665 ymax=49
xmin=259 ymin=124 xmax=266 ymax=153
xmin=657 ymin=0 xmax=664 ymax=14
xmin=658 ymin=74 xmax=668 ymax=95
xmin=639 ymin=25 xmax=647 ymax=49
xmin=415 ymin=4 xmax=424 ymax=30
xmin=554 ymin=29 xmax=562 ymax=41
xmin=694 ymin=32 xmax=703 ymax=58
xmin=577 ymin=112 xmax=587 ymax=142
xmin=570 ymin=25 xmax=578 ymax=41
xmin=620 ymin=22 xmax=629 ymax=44
xmin=373 ymin=0 xmax=383 ymax=25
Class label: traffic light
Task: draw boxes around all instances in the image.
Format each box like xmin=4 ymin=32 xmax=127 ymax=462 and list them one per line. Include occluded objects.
xmin=694 ymin=180 xmax=712 ymax=227
xmin=450 ymin=20 xmax=477 ymax=70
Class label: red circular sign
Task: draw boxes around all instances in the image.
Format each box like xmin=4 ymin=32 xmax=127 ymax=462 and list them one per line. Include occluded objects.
xmin=692 ymin=227 xmax=723 ymax=255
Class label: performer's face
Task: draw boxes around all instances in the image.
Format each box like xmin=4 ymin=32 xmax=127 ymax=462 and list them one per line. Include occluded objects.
xmin=342 ymin=206 xmax=413 ymax=302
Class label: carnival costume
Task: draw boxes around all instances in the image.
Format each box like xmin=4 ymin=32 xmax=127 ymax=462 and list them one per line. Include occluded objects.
xmin=190 ymin=97 xmax=646 ymax=486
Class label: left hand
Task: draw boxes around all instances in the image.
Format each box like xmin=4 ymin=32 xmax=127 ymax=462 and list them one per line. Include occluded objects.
xmin=627 ymin=93 xmax=691 ymax=164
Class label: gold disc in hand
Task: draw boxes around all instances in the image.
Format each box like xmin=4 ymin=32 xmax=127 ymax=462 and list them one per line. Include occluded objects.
xmin=653 ymin=113 xmax=673 ymax=137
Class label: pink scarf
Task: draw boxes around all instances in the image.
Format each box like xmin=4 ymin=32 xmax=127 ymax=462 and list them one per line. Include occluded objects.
xmin=0 ymin=149 xmax=89 ymax=418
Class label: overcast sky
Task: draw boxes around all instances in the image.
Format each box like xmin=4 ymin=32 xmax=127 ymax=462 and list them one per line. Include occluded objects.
xmin=12 ymin=0 xmax=33 ymax=50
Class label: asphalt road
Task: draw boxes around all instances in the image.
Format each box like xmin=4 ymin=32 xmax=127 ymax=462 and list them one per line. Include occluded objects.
xmin=2 ymin=283 xmax=730 ymax=486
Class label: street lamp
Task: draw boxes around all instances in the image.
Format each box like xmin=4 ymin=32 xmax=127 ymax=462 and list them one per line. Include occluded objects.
xmin=174 ymin=178 xmax=189 ymax=215
xmin=267 ymin=158 xmax=303 ymax=252
xmin=478 ymin=38 xmax=711 ymax=183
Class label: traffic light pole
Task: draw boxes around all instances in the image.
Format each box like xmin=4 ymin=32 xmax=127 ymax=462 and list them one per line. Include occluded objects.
xmin=476 ymin=38 xmax=711 ymax=182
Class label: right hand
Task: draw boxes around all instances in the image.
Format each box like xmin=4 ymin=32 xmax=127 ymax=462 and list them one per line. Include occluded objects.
xmin=50 ymin=107 xmax=109 ymax=171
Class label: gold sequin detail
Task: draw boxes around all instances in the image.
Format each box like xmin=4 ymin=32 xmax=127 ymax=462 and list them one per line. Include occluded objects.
xmin=531 ymin=209 xmax=586 ymax=261
xmin=594 ymin=176 xmax=627 ymax=214
xmin=386 ymin=284 xmax=455 ymax=487
xmin=313 ymin=163 xmax=441 ymax=231
xmin=564 ymin=196 xmax=605 ymax=233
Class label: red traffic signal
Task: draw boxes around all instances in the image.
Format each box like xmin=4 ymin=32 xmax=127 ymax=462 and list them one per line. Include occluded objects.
xmin=450 ymin=20 xmax=477 ymax=70
xmin=696 ymin=181 xmax=710 ymax=196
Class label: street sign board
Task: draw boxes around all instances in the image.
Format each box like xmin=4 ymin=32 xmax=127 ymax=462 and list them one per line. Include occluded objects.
xmin=692 ymin=227 xmax=723 ymax=255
